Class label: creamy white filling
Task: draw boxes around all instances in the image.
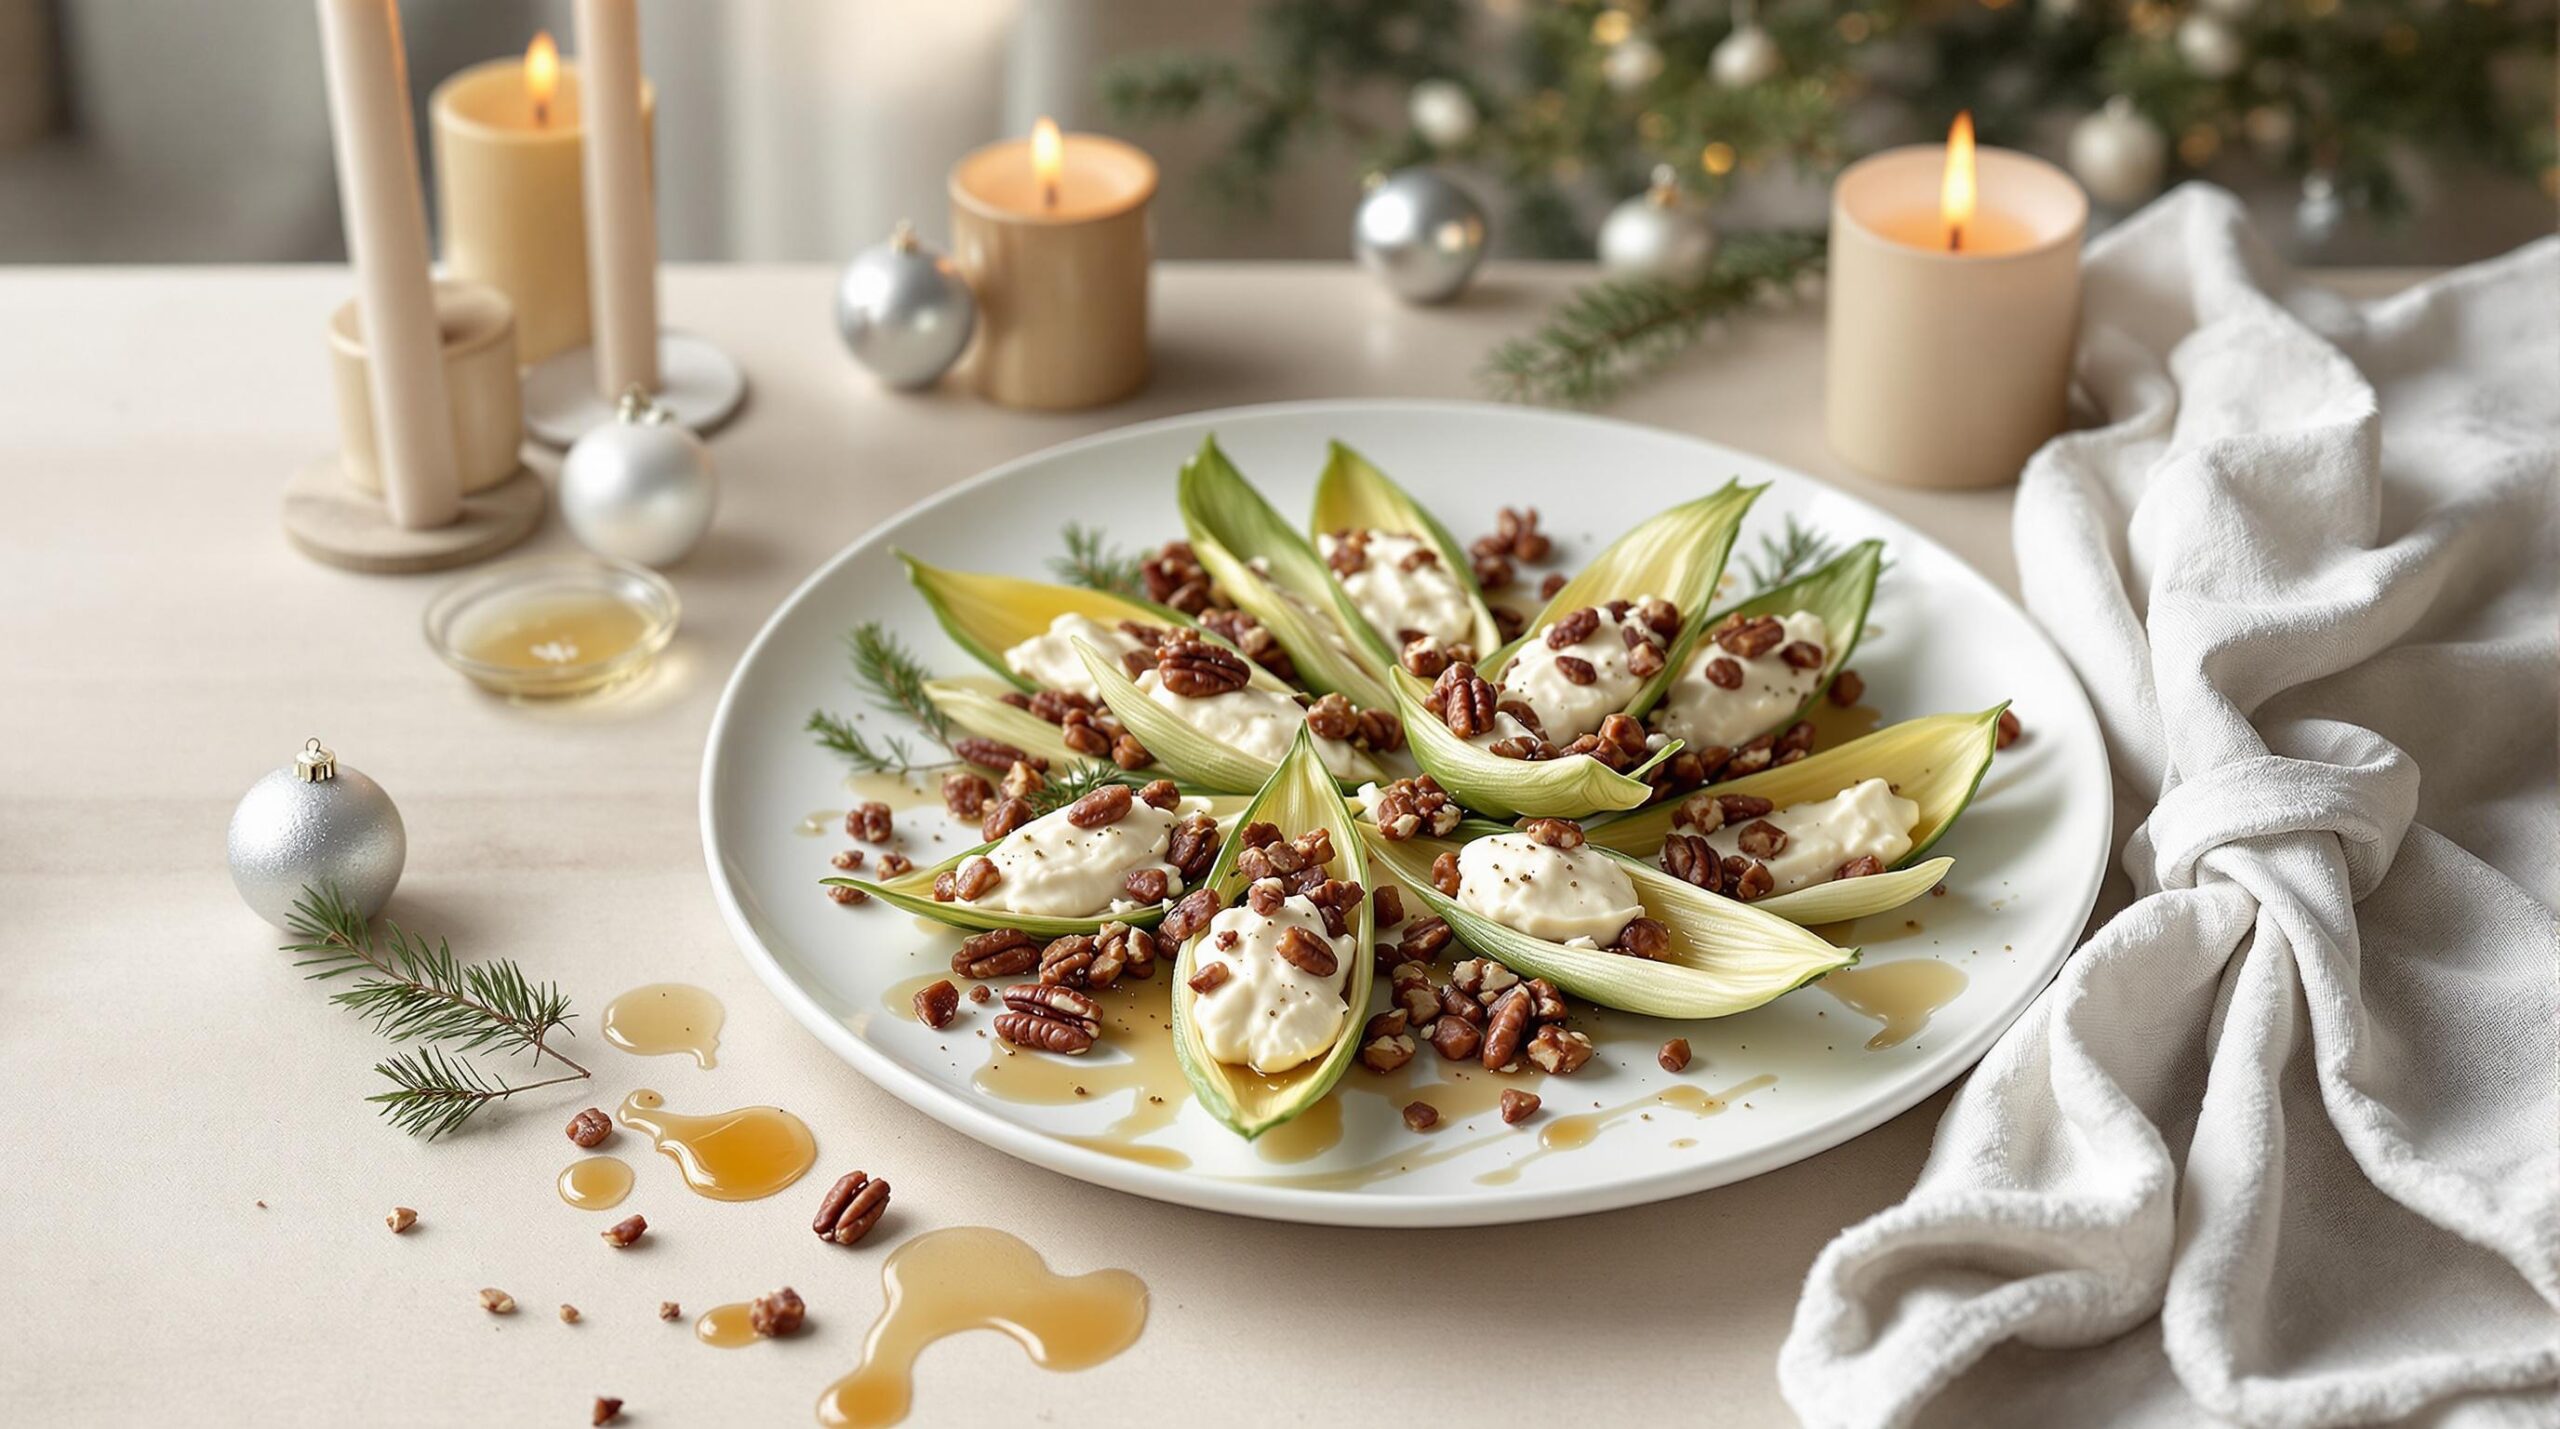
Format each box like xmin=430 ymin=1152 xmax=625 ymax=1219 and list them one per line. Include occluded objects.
xmin=1190 ymin=894 xmax=1353 ymax=1074
xmin=1463 ymin=710 xmax=1539 ymax=753
xmin=1653 ymin=610 xmax=1828 ymax=749
xmin=1705 ymin=776 xmax=1917 ymax=894
xmin=964 ymin=800 xmax=1184 ymax=916
xmin=1135 ymin=670 xmax=1359 ymax=776
xmin=1499 ymin=600 xmax=1655 ymax=743
xmin=1318 ymin=529 xmax=1473 ymax=648
xmin=1003 ymin=613 xmax=1147 ymax=701
xmin=1454 ymin=832 xmax=1645 ymax=946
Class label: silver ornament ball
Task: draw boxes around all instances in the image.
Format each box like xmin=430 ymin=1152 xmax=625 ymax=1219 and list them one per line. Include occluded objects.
xmin=835 ymin=221 xmax=977 ymax=390
xmin=1407 ymin=79 xmax=1479 ymax=150
xmin=2069 ymin=97 xmax=2169 ymax=209
xmin=560 ymin=387 xmax=718 ymax=568
xmin=1602 ymin=36 xmax=1663 ymax=94
xmin=1598 ymin=167 xmax=1718 ymax=284
xmin=227 ymin=738 xmax=406 ymax=929
xmin=2177 ymin=14 xmax=2246 ymax=80
xmin=1710 ymin=24 xmax=1784 ymax=89
xmin=1353 ymin=168 xmax=1488 ymax=305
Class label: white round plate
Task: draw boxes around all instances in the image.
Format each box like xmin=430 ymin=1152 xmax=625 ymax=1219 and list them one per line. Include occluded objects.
xmin=702 ymin=400 xmax=2109 ymax=1227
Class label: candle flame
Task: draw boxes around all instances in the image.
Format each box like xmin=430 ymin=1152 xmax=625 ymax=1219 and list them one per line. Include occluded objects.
xmin=525 ymin=32 xmax=560 ymax=126
xmin=1031 ymin=116 xmax=1063 ymax=211
xmin=1941 ymin=111 xmax=1976 ymax=252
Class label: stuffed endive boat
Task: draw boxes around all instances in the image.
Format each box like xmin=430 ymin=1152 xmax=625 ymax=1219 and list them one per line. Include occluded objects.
xmin=1176 ymin=438 xmax=1396 ymax=709
xmin=1073 ymin=636 xmax=1399 ymax=795
xmin=1167 ymin=728 xmax=1375 ymax=1139
xmin=1306 ymin=442 xmax=1504 ymax=666
xmin=1584 ymin=706 xmax=2005 ymax=924
xmin=1652 ymin=541 xmax=1882 ymax=758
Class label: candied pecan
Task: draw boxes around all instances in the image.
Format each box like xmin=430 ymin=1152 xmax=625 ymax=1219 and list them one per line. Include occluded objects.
xmin=1539 ymin=571 xmax=1568 ymax=600
xmin=1635 ymin=597 xmax=1681 ymax=640
xmin=953 ymin=927 xmax=1036 ymax=979
xmin=1737 ymin=819 xmax=1790 ymax=860
xmin=1001 ymin=760 xmax=1047 ymax=801
xmin=1525 ymin=1025 xmax=1595 ymax=1075
xmin=879 ymin=852 xmax=913 ymax=877
xmin=1691 ymin=745 xmax=1736 ymax=781
xmin=1472 ymin=551 xmax=1515 ymax=590
xmin=1186 ymin=962 xmax=1230 ymax=995
xmin=1302 ymin=879 xmax=1362 ymax=937
xmin=941 ymin=771 xmax=993 ymax=819
xmin=999 ymin=691 xmax=1033 ymax=710
xmin=1275 ymin=925 xmax=1340 ymax=977
xmin=1716 ymin=614 xmax=1786 ymax=658
xmin=1113 ymin=867 xmax=1166 ymax=906
xmin=1160 ymin=888 xmax=1223 ymax=944
xmin=1111 ymin=733 xmax=1151 ymax=769
xmin=1546 ymin=607 xmax=1600 ymax=650
xmin=1028 ymin=688 xmax=1094 ymax=725
xmin=1430 ymin=851 xmax=1463 ymax=896
xmin=1488 ymin=735 xmax=1546 ymax=760
xmin=1997 ymin=709 xmax=2024 ymax=750
xmin=601 ymin=1214 xmax=647 ymax=1248
xmin=1492 ymin=606 xmax=1528 ymax=642
xmin=593 ymin=1397 xmax=621 ymax=1426
xmin=913 ymin=979 xmax=960 ymax=1028
xmin=1098 ymin=921 xmax=1156 ymax=979
xmin=1836 ymin=854 xmax=1886 ymax=880
xmin=1391 ymin=965 xmax=1439 ymax=1024
xmin=1651 ymin=750 xmax=1707 ymax=792
xmin=968 ymin=983 xmax=991 ymax=1004
xmin=956 ymin=737 xmax=1042 ymax=773
xmin=995 ymin=987 xmax=1100 ymax=1055
xmin=1521 ymin=817 xmax=1585 ymax=849
xmin=1658 ymin=1038 xmax=1693 ymax=1073
xmin=1480 ymin=985 xmax=1533 ymax=1069
xmin=813 ymin=1171 xmax=890 ymax=1247
xmin=1661 ymin=833 xmax=1724 ymax=892
xmin=1371 ymin=884 xmax=1406 ymax=929
xmin=1436 ymin=984 xmax=1488 ymax=1027
xmin=1371 ymin=775 xmax=1460 ymax=841
xmin=1627 ymin=641 xmax=1667 ymax=678
xmin=1402 ymin=1101 xmax=1441 ymax=1132
xmin=1157 ymin=634 xmax=1252 ymax=696
xmin=1059 ymin=713 xmax=1111 ymax=758
xmin=1524 ymin=977 xmax=1567 ymax=1025
xmin=1450 ymin=957 xmax=1514 ymax=999
xmin=749 ymin=1287 xmax=806 ymax=1338
xmin=1727 ymin=739 xmax=1773 ymax=776
xmin=1428 ymin=1017 xmax=1481 ymax=1061
xmin=1293 ymin=828 xmax=1336 ymax=868
xmin=931 ymin=870 xmax=958 ymax=902
xmin=1120 ymin=648 xmax=1155 ymax=680
xmin=1302 ymin=692 xmax=1356 ymax=741
xmin=1718 ymin=794 xmax=1775 ymax=822
xmin=1007 ymin=984 xmax=1100 ymax=1031
xmin=1037 ymin=934 xmax=1101 ymax=988
xmin=1167 ymin=813 xmax=1220 ymax=882
xmin=1613 ymin=917 xmax=1671 ymax=959
xmin=1732 ymin=860 xmax=1776 ymax=902
xmin=1401 ymin=636 xmax=1451 ymax=680
xmin=1063 ymin=783 xmax=1134 ymax=829
xmin=1431 ymin=663 xmax=1498 ymax=737
xmin=1501 ymin=1089 xmax=1542 ymax=1124
xmin=1137 ymin=778 xmax=1180 ymax=810
xmin=951 ymin=854 xmax=1001 ymax=901
xmin=831 ymin=848 xmax=865 ymax=871
xmin=1505 ymin=507 xmax=1552 ymax=562
xmin=1555 ymin=655 xmax=1598 ymax=686
xmin=1777 ymin=720 xmax=1817 ymax=757
xmin=1142 ymin=540 xmax=1216 ymax=613
xmin=827 ymin=883 xmax=869 ymax=906
xmin=1829 ymin=668 xmax=1866 ymax=706
xmin=1354 ymin=707 xmax=1404 ymax=752
xmin=1704 ymin=656 xmax=1744 ymax=690
xmin=567 ymin=1106 xmax=613 ymax=1148
xmin=1598 ymin=713 xmax=1649 ymax=761
xmin=1779 ymin=640 xmax=1826 ymax=670
xmin=846 ymin=802 xmax=894 ymax=843
xmin=1241 ymin=821 xmax=1282 ymax=849
xmin=1361 ymin=1031 xmax=1417 ymax=1074
xmin=1197 ymin=607 xmax=1295 ymax=681
xmin=978 ymin=798 xmax=1034 ymax=846
xmin=1246 ymin=878 xmax=1287 ymax=916
xmin=1495 ymin=699 xmax=1548 ymax=740
xmin=387 ymin=1206 xmax=417 ymax=1234
xmin=1326 ymin=529 xmax=1369 ymax=575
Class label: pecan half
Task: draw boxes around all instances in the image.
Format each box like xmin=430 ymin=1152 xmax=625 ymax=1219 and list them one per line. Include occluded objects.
xmin=1064 ymin=783 xmax=1134 ymax=828
xmin=1714 ymin=613 xmax=1786 ymax=659
xmin=1704 ymin=656 xmax=1744 ymax=690
xmin=1120 ymin=867 xmax=1170 ymax=906
xmin=846 ymin=803 xmax=894 ymax=843
xmin=952 ymin=927 xmax=1037 ymax=979
xmin=1555 ymin=654 xmax=1598 ymax=686
xmin=1718 ymin=794 xmax=1775 ymax=822
xmin=1431 ymin=663 xmax=1498 ymax=737
xmin=1661 ymin=833 xmax=1724 ymax=893
xmin=913 ymin=979 xmax=960 ymax=1028
xmin=1779 ymin=639 xmax=1826 ymax=670
xmin=1835 ymin=854 xmax=1886 ymax=880
xmin=1186 ymin=962 xmax=1230 ymax=995
xmin=1274 ymin=925 xmax=1340 ymax=977
xmin=1157 ymin=635 xmax=1252 ymax=697
xmin=1305 ymin=692 xmax=1358 ymax=741
xmin=980 ymin=796 xmax=1034 ymax=842
xmin=813 ymin=1170 xmax=891 ymax=1246
xmin=1159 ymin=887 xmax=1223 ymax=944
xmin=1612 ymin=917 xmax=1671 ymax=960
xmin=1167 ymin=813 xmax=1220 ymax=882
xmin=826 ymin=883 xmax=868 ymax=906
xmin=994 ymin=1008 xmax=1098 ymax=1055
xmin=1546 ymin=607 xmax=1600 ymax=650
xmin=955 ymin=736 xmax=1044 ymax=773
xmin=951 ymin=854 xmax=1001 ymax=901
xmin=1480 ymin=985 xmax=1533 ymax=1069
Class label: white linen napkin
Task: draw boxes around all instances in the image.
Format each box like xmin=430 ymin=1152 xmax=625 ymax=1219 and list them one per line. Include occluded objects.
xmin=1778 ymin=185 xmax=2560 ymax=1428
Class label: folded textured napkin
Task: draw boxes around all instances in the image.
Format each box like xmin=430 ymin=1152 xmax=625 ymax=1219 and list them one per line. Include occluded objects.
xmin=1779 ymin=185 xmax=2560 ymax=1428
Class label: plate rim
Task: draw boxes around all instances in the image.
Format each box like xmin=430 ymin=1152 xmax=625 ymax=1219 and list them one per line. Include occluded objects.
xmin=699 ymin=396 xmax=2112 ymax=1228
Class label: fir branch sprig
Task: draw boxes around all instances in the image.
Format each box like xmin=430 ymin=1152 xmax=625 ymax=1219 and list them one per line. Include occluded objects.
xmin=1050 ymin=523 xmax=1145 ymax=599
xmin=280 ymin=885 xmax=590 ymax=1138
xmin=1735 ymin=516 xmax=1845 ymax=596
xmin=1478 ymin=233 xmax=1826 ymax=408
xmin=807 ymin=621 xmax=956 ymax=774
xmin=804 ymin=709 xmax=927 ymax=776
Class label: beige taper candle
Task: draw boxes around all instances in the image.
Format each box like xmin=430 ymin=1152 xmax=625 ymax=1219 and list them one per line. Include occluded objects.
xmin=574 ymin=0 xmax=659 ymax=398
xmin=313 ymin=0 xmax=460 ymax=528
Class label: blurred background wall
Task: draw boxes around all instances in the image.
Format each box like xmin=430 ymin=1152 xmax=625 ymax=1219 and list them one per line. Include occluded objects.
xmin=0 ymin=0 xmax=2546 ymax=267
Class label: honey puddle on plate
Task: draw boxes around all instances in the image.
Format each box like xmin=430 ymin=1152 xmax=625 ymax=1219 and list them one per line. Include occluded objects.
xmin=1472 ymin=1075 xmax=1778 ymax=1187
xmin=1817 ymin=959 xmax=1968 ymax=1049
xmin=555 ymin=1156 xmax=634 ymax=1210
xmin=844 ymin=770 xmax=947 ymax=812
xmin=696 ymin=1300 xmax=766 ymax=1348
xmin=618 ymin=1089 xmax=817 ymax=1201
xmin=816 ymin=1227 xmax=1148 ymax=1429
xmin=603 ymin=983 xmax=725 ymax=1067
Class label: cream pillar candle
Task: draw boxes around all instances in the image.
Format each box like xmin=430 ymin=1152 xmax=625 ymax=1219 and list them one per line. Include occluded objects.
xmin=313 ymin=0 xmax=460 ymax=528
xmin=949 ymin=118 xmax=1155 ymax=411
xmin=1824 ymin=117 xmax=2088 ymax=490
xmin=574 ymin=0 xmax=659 ymax=398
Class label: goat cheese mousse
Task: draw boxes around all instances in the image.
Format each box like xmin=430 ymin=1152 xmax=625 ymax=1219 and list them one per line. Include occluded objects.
xmin=1653 ymin=610 xmax=1830 ymax=749
xmin=1496 ymin=598 xmax=1681 ymax=744
xmin=1169 ymin=825 xmax=1363 ymax=1075
xmin=1125 ymin=633 xmax=1360 ymax=776
xmin=1319 ymin=529 xmax=1474 ymax=648
xmin=940 ymin=783 xmax=1196 ymax=918
xmin=1005 ymin=613 xmax=1151 ymax=702
xmin=1452 ymin=820 xmax=1650 ymax=952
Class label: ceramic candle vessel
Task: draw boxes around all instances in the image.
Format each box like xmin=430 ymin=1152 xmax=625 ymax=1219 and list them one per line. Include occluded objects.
xmin=329 ymin=280 xmax=524 ymax=495
xmin=948 ymin=130 xmax=1157 ymax=411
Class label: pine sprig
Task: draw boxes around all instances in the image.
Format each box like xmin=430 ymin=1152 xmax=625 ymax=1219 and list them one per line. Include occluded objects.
xmin=1049 ymin=523 xmax=1145 ymax=599
xmin=808 ymin=621 xmax=955 ymax=773
xmin=280 ymin=885 xmax=590 ymax=1138
xmin=1479 ymin=234 xmax=1825 ymax=408
xmin=804 ymin=709 xmax=926 ymax=776
xmin=1735 ymin=516 xmax=1845 ymax=596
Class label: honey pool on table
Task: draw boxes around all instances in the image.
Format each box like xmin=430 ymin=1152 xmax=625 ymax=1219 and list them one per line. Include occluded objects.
xmin=618 ymin=1089 xmax=817 ymax=1201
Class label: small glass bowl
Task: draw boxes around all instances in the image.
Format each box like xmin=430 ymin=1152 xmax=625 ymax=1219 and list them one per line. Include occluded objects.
xmin=424 ymin=554 xmax=680 ymax=699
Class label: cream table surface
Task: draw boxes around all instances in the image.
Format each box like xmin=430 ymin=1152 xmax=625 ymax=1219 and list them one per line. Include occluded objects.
xmin=0 ymin=263 xmax=2404 ymax=1427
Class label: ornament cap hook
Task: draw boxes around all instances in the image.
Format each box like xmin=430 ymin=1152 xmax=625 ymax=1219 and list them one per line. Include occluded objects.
xmin=615 ymin=385 xmax=675 ymax=427
xmin=1647 ymin=163 xmax=1682 ymax=205
xmin=296 ymin=737 xmax=337 ymax=783
xmin=889 ymin=220 xmax=919 ymax=254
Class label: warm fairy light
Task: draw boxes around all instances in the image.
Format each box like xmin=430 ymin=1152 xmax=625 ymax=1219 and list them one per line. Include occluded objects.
xmin=1940 ymin=111 xmax=1976 ymax=252
xmin=1031 ymin=116 xmax=1063 ymax=211
xmin=1591 ymin=8 xmax=1633 ymax=44
xmin=1701 ymin=141 xmax=1737 ymax=176
xmin=525 ymin=32 xmax=559 ymax=127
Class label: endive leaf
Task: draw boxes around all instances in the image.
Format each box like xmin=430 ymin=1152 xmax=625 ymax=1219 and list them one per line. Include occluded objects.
xmin=1178 ymin=437 xmax=1394 ymax=707
xmin=1307 ymin=442 xmax=1502 ymax=663
xmin=1074 ymin=640 xmax=1389 ymax=795
xmin=824 ymin=798 xmax=1249 ymax=936
xmin=900 ymin=551 xmax=1175 ymax=693
xmin=1583 ymin=706 xmax=2007 ymax=924
xmin=923 ymin=677 xmax=1102 ymax=774
xmin=1388 ymin=665 xmax=1670 ymax=821
xmin=1171 ymin=727 xmax=1375 ymax=1140
xmin=1362 ymin=830 xmax=1854 ymax=1018
xmin=1486 ymin=481 xmax=1762 ymax=692
xmin=1656 ymin=540 xmax=1883 ymax=745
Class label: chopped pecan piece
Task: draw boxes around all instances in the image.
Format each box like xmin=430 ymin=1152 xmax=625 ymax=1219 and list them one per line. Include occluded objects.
xmin=1500 ymin=1089 xmax=1542 ymax=1124
xmin=567 ymin=1106 xmax=613 ymax=1148
xmin=1997 ymin=709 xmax=2023 ymax=749
xmin=1731 ymin=860 xmax=1776 ymax=902
xmin=951 ymin=854 xmax=1001 ymax=901
xmin=1524 ymin=977 xmax=1567 ymax=1025
xmin=1520 ymin=817 xmax=1584 ymax=850
xmin=1436 ymin=984 xmax=1488 ymax=1027
xmin=1402 ymin=1101 xmax=1441 ymax=1132
xmin=826 ymin=883 xmax=869 ymax=906
xmin=813 ymin=1170 xmax=890 ymax=1246
xmin=1354 ymin=707 xmax=1405 ymax=752
xmin=1121 ymin=867 xmax=1170 ymax=905
xmin=1001 ymin=760 xmax=1047 ymax=801
xmin=830 ymin=848 xmax=865 ymax=871
xmin=1714 ymin=613 xmax=1786 ymax=658
xmin=1492 ymin=605 xmax=1528 ymax=642
xmin=593 ymin=1396 xmax=622 ymax=1426
xmin=879 ymin=852 xmax=913 ymax=877
xmin=913 ymin=979 xmax=960 ymax=1028
xmin=1059 ymin=713 xmax=1111 ymax=757
xmin=1428 ymin=1016 xmax=1482 ymax=1062
xmin=1451 ymin=958 xmax=1518 ymax=1000
xmin=1613 ymin=917 xmax=1672 ymax=960
xmin=1835 ymin=854 xmax=1886 ymax=880
xmin=1736 ymin=819 xmax=1789 ymax=859
xmin=1036 ymin=934 xmax=1102 ymax=988
xmin=1718 ymin=794 xmax=1775 ymax=822
xmin=1777 ymin=720 xmax=1817 ymax=756
xmin=749 ymin=1287 xmax=806 ymax=1338
xmin=846 ymin=802 xmax=894 ymax=843
xmin=1360 ymin=1032 xmax=1417 ymax=1074
xmin=1704 ymin=656 xmax=1744 ymax=690
xmin=1430 ymin=851 xmax=1463 ymax=896
xmin=1137 ymin=778 xmax=1181 ymax=810
xmin=1159 ymin=887 xmax=1223 ymax=944
xmin=1186 ymin=962 xmax=1230 ymax=996
xmin=478 ymin=1288 xmax=517 ymax=1314
xmin=1370 ymin=775 xmax=1461 ymax=841
xmin=1472 ymin=551 xmax=1514 ymax=590
xmin=956 ymin=737 xmax=1043 ymax=773
xmin=1111 ymin=733 xmax=1152 ymax=769
xmin=1829 ymin=668 xmax=1865 ymax=706
xmin=1627 ymin=641 xmax=1666 ymax=678
xmin=1539 ymin=571 xmax=1568 ymax=600
xmin=952 ymin=927 xmax=1037 ymax=979
xmin=1658 ymin=1038 xmax=1693 ymax=1073
xmin=1098 ymin=921 xmax=1156 ymax=980
xmin=1779 ymin=639 xmax=1826 ymax=670
xmin=1167 ymin=813 xmax=1221 ymax=882
xmin=601 ymin=1214 xmax=647 ymax=1248
xmin=1371 ymin=884 xmax=1405 ymax=929
xmin=1524 ymin=1025 xmax=1595 ymax=1075
xmin=980 ymin=796 xmax=1034 ymax=842
xmin=386 ymin=1206 xmax=417 ymax=1234
xmin=1400 ymin=636 xmax=1452 ymax=680
xmin=1326 ymin=529 xmax=1369 ymax=575
xmin=1305 ymin=692 xmax=1358 ymax=741
xmin=1545 ymin=607 xmax=1600 ymax=650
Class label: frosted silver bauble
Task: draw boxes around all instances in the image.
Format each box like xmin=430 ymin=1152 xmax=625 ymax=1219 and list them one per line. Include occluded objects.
xmin=1710 ymin=25 xmax=1783 ymax=88
xmin=1353 ymin=168 xmax=1488 ymax=305
xmin=1407 ymin=79 xmax=1479 ymax=150
xmin=560 ymin=387 xmax=718 ymax=568
xmin=2177 ymin=14 xmax=2245 ymax=80
xmin=2069 ymin=97 xmax=2169 ymax=209
xmin=1602 ymin=37 xmax=1664 ymax=93
xmin=835 ymin=221 xmax=977 ymax=390
xmin=1598 ymin=167 xmax=1718 ymax=284
xmin=227 ymin=738 xmax=406 ymax=929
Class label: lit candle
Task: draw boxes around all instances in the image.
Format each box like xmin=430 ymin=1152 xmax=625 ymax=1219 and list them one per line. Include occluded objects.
xmin=948 ymin=118 xmax=1157 ymax=410
xmin=313 ymin=0 xmax=460 ymax=529
xmin=1825 ymin=114 xmax=2088 ymax=489
xmin=432 ymin=34 xmax=655 ymax=365
xmin=575 ymin=0 xmax=660 ymax=399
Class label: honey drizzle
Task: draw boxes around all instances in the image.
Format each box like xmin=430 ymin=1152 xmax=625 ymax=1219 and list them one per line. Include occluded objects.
xmin=602 ymin=983 xmax=724 ymax=1068
xmin=816 ymin=1227 xmax=1148 ymax=1428
xmin=797 ymin=810 xmax=846 ymax=837
xmin=695 ymin=1300 xmax=765 ymax=1348
xmin=555 ymin=1155 xmax=634 ymax=1210
xmin=1472 ymin=1075 xmax=1778 ymax=1186
xmin=1817 ymin=959 xmax=1969 ymax=1049
xmin=617 ymin=1089 xmax=817 ymax=1201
